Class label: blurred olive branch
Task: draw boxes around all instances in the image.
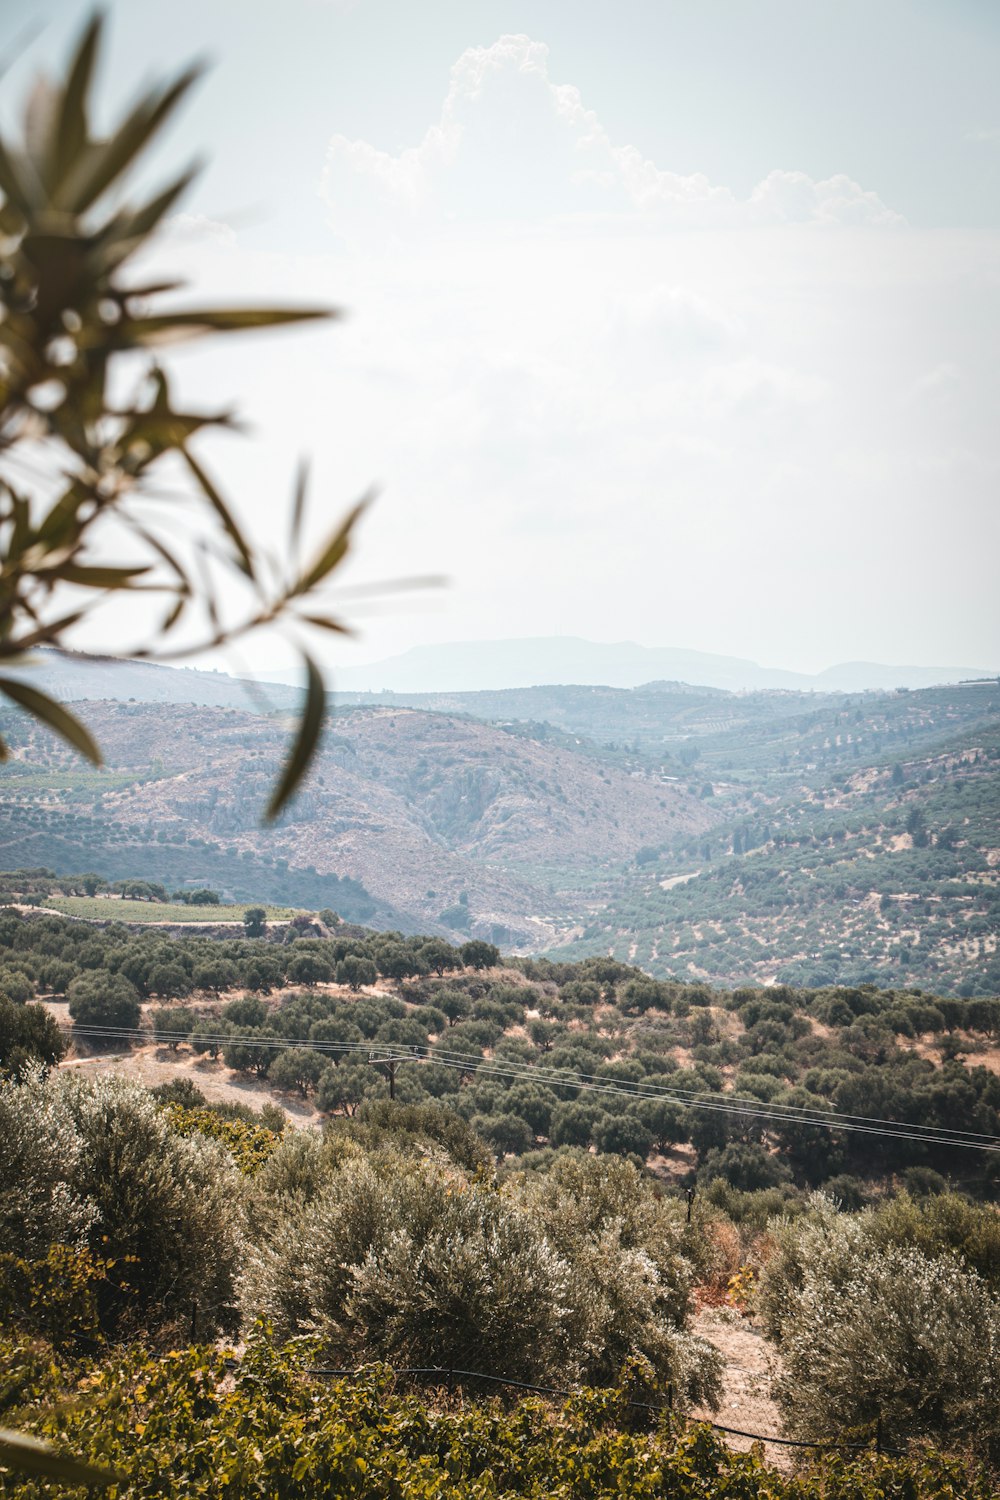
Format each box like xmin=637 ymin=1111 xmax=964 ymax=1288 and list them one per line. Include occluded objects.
xmin=0 ymin=1425 xmax=119 ymax=1487
xmin=0 ymin=14 xmax=400 ymax=819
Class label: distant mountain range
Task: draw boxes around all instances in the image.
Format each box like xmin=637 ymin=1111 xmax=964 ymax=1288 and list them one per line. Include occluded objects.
xmin=6 ymin=642 xmax=995 ymax=707
xmin=2 ymin=651 xmax=999 ymax=991
xmin=295 ymin=637 xmax=995 ymax=695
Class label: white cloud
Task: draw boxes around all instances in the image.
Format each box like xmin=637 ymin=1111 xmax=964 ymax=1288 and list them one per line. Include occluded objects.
xmin=163 ymin=213 xmax=238 ymax=246
xmin=747 ymin=170 xmax=903 ymax=226
xmin=116 ymin=38 xmax=997 ymax=679
xmin=322 ymin=35 xmax=904 ymax=238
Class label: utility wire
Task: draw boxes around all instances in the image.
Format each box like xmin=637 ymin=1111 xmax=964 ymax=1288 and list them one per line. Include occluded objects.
xmin=60 ymin=1023 xmax=1000 ymax=1154
xmin=411 ymin=1039 xmax=1000 ymax=1146
xmin=62 ymin=1022 xmax=1000 ymax=1149
xmin=61 ymin=1021 xmax=997 ymax=1142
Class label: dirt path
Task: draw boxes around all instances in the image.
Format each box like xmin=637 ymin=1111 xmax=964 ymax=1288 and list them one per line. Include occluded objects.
xmin=690 ymin=1306 xmax=789 ymax=1467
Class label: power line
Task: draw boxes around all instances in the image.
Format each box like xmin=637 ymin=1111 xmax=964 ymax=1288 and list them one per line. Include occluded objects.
xmin=418 ymin=1039 xmax=1000 ymax=1147
xmin=59 ymin=1023 xmax=1000 ymax=1154
xmin=62 ymin=1017 xmax=998 ymax=1143
xmin=62 ymin=1023 xmax=1000 ymax=1150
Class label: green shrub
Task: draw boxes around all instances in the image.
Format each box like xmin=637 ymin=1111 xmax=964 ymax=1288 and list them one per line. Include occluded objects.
xmin=247 ymin=1153 xmax=576 ymax=1383
xmin=164 ymin=1105 xmax=281 ymax=1176
xmin=514 ymin=1154 xmax=721 ymax=1405
xmin=67 ymin=971 xmax=140 ymax=1037
xmin=6 ymin=1332 xmax=998 ymax=1500
xmin=866 ymin=1191 xmax=1000 ymax=1291
xmin=327 ymin=1099 xmax=491 ymax=1175
xmin=0 ymin=997 xmax=64 ymax=1080
xmin=758 ymin=1193 xmax=1000 ymax=1461
xmin=772 ymin=1243 xmax=1000 ymax=1460
xmin=0 ymin=1067 xmax=95 ymax=1258
xmin=0 ymin=1070 xmax=244 ymax=1340
xmin=149 ymin=1006 xmax=196 ymax=1049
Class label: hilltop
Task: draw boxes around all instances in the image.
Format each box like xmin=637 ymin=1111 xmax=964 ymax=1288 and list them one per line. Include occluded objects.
xmin=554 ymin=715 xmax=1000 ymax=994
xmin=2 ymin=648 xmax=302 ymax=711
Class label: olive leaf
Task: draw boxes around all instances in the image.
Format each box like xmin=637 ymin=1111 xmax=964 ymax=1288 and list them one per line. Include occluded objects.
xmin=264 ymin=654 xmax=327 ymax=823
xmin=0 ymin=14 xmax=420 ymax=820
xmin=0 ymin=1427 xmax=119 ymax=1486
xmin=292 ymin=493 xmax=372 ymax=596
xmin=0 ymin=676 xmax=102 ymax=763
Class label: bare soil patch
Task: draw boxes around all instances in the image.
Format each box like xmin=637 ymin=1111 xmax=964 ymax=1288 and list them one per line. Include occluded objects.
xmin=690 ymin=1306 xmax=789 ymax=1468
xmin=58 ymin=1044 xmax=321 ymax=1127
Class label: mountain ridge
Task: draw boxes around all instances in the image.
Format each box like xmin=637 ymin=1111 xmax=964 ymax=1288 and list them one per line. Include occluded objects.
xmin=294 ymin=636 xmax=995 ymax=695
xmin=6 ymin=643 xmax=995 ymax=707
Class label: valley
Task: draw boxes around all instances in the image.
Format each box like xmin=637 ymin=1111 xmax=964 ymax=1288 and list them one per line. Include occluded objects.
xmin=2 ymin=661 xmax=998 ymax=992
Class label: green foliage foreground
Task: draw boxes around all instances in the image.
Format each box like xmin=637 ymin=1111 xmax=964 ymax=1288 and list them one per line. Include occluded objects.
xmin=0 ymin=1332 xmax=994 ymax=1500
xmin=1 ymin=1064 xmax=1000 ymax=1494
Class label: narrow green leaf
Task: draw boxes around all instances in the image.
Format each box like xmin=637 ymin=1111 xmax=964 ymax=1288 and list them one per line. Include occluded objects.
xmin=35 ymin=483 xmax=90 ymax=547
xmin=53 ymin=13 xmax=101 ymax=185
xmin=9 ymin=491 xmax=31 ymax=557
xmin=289 ymin=459 xmax=309 ymax=559
xmin=301 ymin=614 xmax=352 ymax=635
xmin=24 ymin=77 xmax=61 ymax=191
xmin=118 ymin=279 xmax=187 ymax=300
xmin=157 ymin=594 xmax=187 ymax=635
xmin=0 ymin=677 xmax=102 ymax=764
xmin=0 ymin=1427 xmax=118 ymax=1486
xmin=8 ymin=609 xmax=87 ymax=650
xmin=265 ymin=654 xmax=326 ymax=822
xmin=124 ymin=522 xmax=192 ymax=591
xmin=101 ymin=163 xmax=201 ymax=262
xmin=55 ymin=563 xmax=152 ymax=588
xmin=124 ymin=307 xmax=333 ymax=347
xmin=0 ymin=135 xmax=34 ymax=217
xmin=293 ymin=493 xmax=372 ymax=596
xmin=62 ymin=64 xmax=203 ymax=215
xmin=183 ymin=450 xmax=254 ymax=578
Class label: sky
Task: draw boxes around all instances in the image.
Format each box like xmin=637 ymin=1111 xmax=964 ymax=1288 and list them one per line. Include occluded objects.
xmin=4 ymin=0 xmax=1000 ymax=679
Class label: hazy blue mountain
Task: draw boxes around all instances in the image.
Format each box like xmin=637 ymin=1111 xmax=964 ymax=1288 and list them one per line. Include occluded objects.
xmin=8 ymin=642 xmax=993 ymax=708
xmin=317 ymin=637 xmax=995 ymax=695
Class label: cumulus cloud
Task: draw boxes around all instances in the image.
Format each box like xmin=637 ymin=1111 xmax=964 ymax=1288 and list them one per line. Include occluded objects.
xmin=747 ymin=170 xmax=902 ymax=226
xmin=322 ymin=35 xmax=904 ymax=238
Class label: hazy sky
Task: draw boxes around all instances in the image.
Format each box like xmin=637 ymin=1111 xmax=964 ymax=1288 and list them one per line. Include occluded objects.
xmin=5 ymin=0 xmax=1000 ymax=675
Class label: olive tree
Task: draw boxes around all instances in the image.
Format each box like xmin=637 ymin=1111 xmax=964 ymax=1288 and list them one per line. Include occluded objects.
xmin=1 ymin=1069 xmax=244 ymax=1339
xmin=247 ymin=1154 xmax=577 ymax=1383
xmin=0 ymin=17 xmax=387 ymax=818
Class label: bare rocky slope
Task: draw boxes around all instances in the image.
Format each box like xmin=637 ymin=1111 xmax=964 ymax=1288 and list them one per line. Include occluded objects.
xmin=1 ymin=700 xmax=714 ymax=947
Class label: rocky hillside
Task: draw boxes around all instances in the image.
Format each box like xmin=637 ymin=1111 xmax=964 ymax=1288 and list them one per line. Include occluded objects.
xmin=3 ymin=668 xmax=999 ymax=988
xmin=0 ymin=700 xmax=714 ymax=947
